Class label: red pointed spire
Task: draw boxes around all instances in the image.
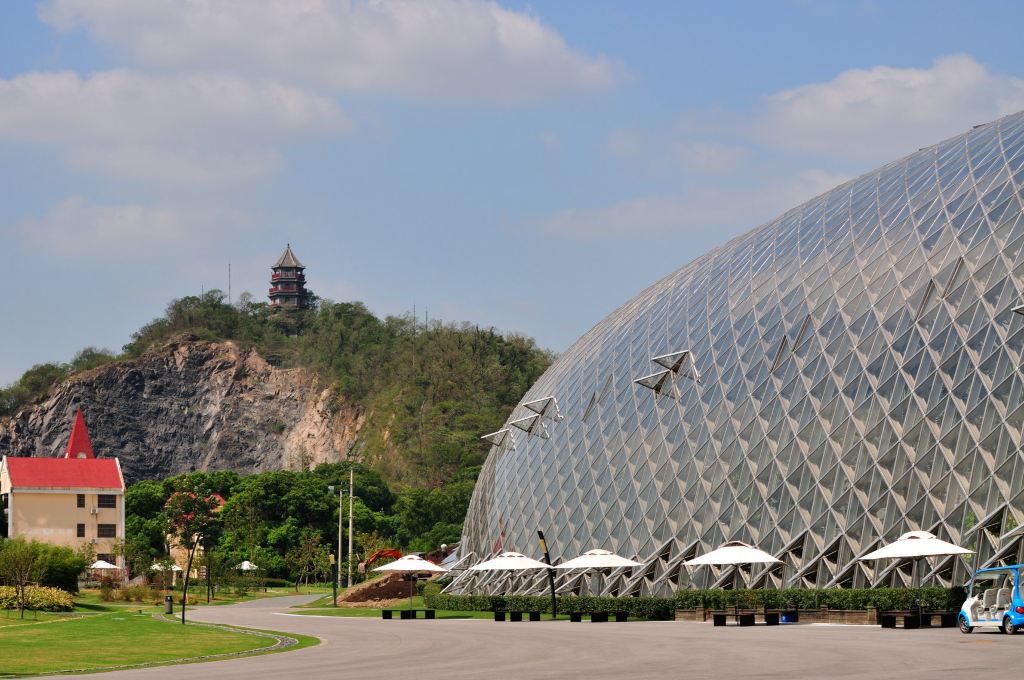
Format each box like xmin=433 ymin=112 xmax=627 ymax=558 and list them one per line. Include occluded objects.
xmin=64 ymin=409 xmax=95 ymax=459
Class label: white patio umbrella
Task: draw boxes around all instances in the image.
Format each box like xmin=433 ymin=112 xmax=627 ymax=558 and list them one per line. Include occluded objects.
xmin=469 ymin=551 xmax=551 ymax=571
xmin=555 ymin=549 xmax=643 ymax=570
xmin=373 ymin=554 xmax=449 ymax=607
xmin=858 ymin=531 xmax=973 ymax=561
xmin=858 ymin=531 xmax=973 ymax=588
xmin=151 ymin=562 xmax=183 ymax=586
xmin=686 ymin=541 xmax=782 ymax=591
xmin=470 ymin=552 xmax=552 ymax=600
xmin=686 ymin=541 xmax=782 ymax=566
xmin=236 ymin=560 xmax=259 ymax=571
xmin=89 ymin=559 xmax=118 ymax=570
xmin=555 ymin=548 xmax=642 ymax=597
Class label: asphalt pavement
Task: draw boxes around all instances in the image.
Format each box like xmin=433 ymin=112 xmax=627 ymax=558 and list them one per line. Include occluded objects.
xmin=68 ymin=595 xmax=1024 ymax=679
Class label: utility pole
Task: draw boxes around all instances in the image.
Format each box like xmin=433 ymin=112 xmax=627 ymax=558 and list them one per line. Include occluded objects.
xmin=329 ymin=484 xmax=342 ymax=605
xmin=347 ymin=466 xmax=354 ymax=588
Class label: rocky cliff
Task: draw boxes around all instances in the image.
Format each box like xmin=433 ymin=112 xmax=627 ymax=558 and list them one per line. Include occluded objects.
xmin=0 ymin=336 xmax=363 ymax=483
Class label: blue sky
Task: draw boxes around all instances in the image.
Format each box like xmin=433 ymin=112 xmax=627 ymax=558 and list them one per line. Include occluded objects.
xmin=4 ymin=0 xmax=1024 ymax=384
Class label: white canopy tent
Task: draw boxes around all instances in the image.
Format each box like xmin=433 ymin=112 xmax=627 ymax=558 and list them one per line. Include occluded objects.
xmin=373 ymin=554 xmax=449 ymax=608
xmin=235 ymin=560 xmax=259 ymax=571
xmin=89 ymin=560 xmax=118 ymax=570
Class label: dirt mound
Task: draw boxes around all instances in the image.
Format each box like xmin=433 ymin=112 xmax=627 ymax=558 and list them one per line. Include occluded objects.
xmin=339 ymin=573 xmax=419 ymax=604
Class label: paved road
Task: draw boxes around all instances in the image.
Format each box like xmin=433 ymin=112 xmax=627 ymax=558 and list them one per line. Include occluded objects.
xmin=84 ymin=596 xmax=1023 ymax=679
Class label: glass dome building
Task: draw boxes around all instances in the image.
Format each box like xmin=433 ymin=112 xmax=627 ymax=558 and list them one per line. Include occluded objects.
xmin=451 ymin=111 xmax=1024 ymax=597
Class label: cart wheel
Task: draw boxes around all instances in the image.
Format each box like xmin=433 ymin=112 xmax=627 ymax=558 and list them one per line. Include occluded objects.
xmin=1003 ymin=616 xmax=1018 ymax=635
xmin=958 ymin=615 xmax=973 ymax=634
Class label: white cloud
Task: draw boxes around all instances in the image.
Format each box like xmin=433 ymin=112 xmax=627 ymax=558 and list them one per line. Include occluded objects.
xmin=0 ymin=68 xmax=346 ymax=183
xmin=750 ymin=54 xmax=1024 ymax=161
xmin=583 ymin=54 xmax=1024 ymax=241
xmin=18 ymin=197 xmax=241 ymax=257
xmin=0 ymin=69 xmax=346 ymax=183
xmin=66 ymin=147 xmax=281 ymax=185
xmin=39 ymin=0 xmax=617 ymax=105
xmin=677 ymin=142 xmax=750 ymax=175
xmin=535 ymin=169 xmax=848 ymax=238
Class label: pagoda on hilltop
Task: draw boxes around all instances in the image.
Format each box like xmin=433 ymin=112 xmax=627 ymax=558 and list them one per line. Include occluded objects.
xmin=269 ymin=244 xmax=313 ymax=309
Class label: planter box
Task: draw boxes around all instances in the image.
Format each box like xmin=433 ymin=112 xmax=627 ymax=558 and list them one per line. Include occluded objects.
xmin=675 ymin=606 xmax=880 ymax=625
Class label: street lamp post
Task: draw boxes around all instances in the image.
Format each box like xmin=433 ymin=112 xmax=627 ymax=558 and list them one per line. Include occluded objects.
xmin=329 ymin=553 xmax=337 ymax=607
xmin=537 ymin=530 xmax=557 ymax=619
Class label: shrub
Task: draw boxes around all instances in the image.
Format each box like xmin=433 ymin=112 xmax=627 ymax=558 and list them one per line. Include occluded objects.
xmin=117 ymin=585 xmax=150 ymax=603
xmin=0 ymin=585 xmax=74 ymax=611
xmin=263 ymin=577 xmax=293 ymax=588
xmin=674 ymin=587 xmax=964 ymax=612
xmin=424 ymin=594 xmax=675 ymax=620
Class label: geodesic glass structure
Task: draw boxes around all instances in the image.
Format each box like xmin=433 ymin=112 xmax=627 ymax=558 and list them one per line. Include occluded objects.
xmin=450 ymin=111 xmax=1024 ymax=597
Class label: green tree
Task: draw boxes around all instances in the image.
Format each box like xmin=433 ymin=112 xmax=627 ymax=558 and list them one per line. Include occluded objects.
xmin=285 ymin=528 xmax=330 ymax=589
xmin=0 ymin=538 xmax=45 ymax=618
xmin=163 ymin=485 xmax=221 ymax=624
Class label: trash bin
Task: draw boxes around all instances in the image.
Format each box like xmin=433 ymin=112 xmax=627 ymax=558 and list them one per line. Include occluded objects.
xmin=165 ymin=595 xmax=174 ymax=615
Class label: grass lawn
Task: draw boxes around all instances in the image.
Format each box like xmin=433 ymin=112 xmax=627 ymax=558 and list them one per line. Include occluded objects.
xmin=73 ymin=587 xmax=297 ymax=614
xmin=0 ymin=611 xmax=85 ymax=627
xmin=0 ymin=612 xmax=318 ymax=677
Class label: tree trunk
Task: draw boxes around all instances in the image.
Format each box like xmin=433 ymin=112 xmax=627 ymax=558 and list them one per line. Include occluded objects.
xmin=182 ymin=543 xmax=198 ymax=625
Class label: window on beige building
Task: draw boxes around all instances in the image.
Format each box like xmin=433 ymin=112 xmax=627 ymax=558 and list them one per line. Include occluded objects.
xmin=97 ymin=495 xmax=117 ymax=509
xmin=97 ymin=524 xmax=116 ymax=538
xmin=76 ymin=523 xmax=85 ymax=538
xmin=77 ymin=494 xmax=86 ymax=508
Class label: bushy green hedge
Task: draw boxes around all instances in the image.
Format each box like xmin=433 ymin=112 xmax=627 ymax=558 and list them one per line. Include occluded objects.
xmin=0 ymin=586 xmax=75 ymax=611
xmin=674 ymin=587 xmax=965 ymax=612
xmin=424 ymin=594 xmax=675 ymax=620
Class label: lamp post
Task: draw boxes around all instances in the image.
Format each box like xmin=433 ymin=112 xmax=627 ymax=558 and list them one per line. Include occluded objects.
xmin=537 ymin=530 xmax=557 ymax=619
xmin=327 ymin=484 xmax=343 ymax=605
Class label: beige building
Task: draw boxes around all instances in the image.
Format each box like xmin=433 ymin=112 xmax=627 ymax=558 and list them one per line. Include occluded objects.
xmin=0 ymin=410 xmax=126 ymax=566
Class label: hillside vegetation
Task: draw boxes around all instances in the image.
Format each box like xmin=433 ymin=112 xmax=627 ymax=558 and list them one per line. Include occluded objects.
xmin=1 ymin=291 xmax=553 ymax=551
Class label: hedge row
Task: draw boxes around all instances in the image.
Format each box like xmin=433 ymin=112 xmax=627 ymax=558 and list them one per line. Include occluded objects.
xmin=0 ymin=586 xmax=75 ymax=611
xmin=424 ymin=594 xmax=675 ymax=620
xmin=674 ymin=587 xmax=966 ymax=612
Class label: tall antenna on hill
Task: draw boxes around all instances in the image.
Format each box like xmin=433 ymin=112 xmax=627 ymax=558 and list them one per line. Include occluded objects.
xmin=228 ymin=262 xmax=232 ymax=305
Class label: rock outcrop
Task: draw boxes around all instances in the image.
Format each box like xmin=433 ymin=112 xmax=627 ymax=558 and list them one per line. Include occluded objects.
xmin=0 ymin=336 xmax=362 ymax=483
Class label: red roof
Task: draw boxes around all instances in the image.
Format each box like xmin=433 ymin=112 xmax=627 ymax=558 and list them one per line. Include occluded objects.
xmin=64 ymin=409 xmax=95 ymax=459
xmin=3 ymin=457 xmax=123 ymax=490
